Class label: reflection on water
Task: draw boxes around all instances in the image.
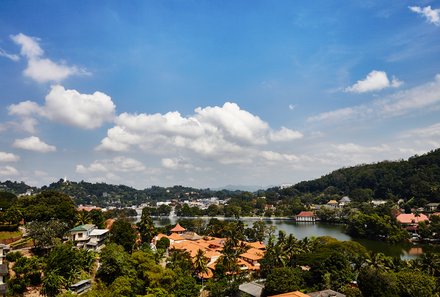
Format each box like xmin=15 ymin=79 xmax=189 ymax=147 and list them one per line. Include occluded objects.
xmin=146 ymin=216 xmax=440 ymax=259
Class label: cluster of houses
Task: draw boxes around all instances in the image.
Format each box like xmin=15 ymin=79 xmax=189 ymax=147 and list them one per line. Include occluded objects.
xmin=293 ymin=196 xmax=440 ymax=236
xmin=153 ymin=223 xmax=265 ymax=278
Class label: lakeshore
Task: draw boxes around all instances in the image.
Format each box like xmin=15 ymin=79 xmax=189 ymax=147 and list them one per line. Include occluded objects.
xmin=142 ymin=215 xmax=436 ymax=259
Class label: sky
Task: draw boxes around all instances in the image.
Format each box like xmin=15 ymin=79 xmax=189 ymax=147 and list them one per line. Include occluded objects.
xmin=0 ymin=0 xmax=440 ymax=189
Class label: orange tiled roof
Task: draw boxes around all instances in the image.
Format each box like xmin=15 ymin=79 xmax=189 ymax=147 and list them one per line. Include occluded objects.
xmin=168 ymin=233 xmax=185 ymax=241
xmin=396 ymin=213 xmax=429 ymax=224
xmin=170 ymin=223 xmax=186 ymax=232
xmin=296 ymin=211 xmax=315 ymax=217
xmin=247 ymin=241 xmax=266 ymax=249
xmin=268 ymin=292 xmax=310 ymax=297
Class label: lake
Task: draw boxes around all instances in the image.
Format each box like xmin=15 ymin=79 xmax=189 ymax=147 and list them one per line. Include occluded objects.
xmin=149 ymin=216 xmax=434 ymax=259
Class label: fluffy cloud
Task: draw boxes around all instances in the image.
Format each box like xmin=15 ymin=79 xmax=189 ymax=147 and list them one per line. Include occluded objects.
xmin=11 ymin=33 xmax=89 ymax=83
xmin=0 ymin=48 xmax=19 ymax=61
xmin=0 ymin=166 xmax=19 ymax=176
xmin=9 ymin=85 xmax=116 ymax=129
xmin=270 ymin=127 xmax=303 ymax=141
xmin=409 ymin=6 xmax=440 ymax=26
xmin=76 ymin=156 xmax=145 ymax=173
xmin=13 ymin=136 xmax=56 ymax=153
xmin=0 ymin=152 xmax=20 ymax=162
xmin=345 ymin=70 xmax=403 ymax=93
xmin=310 ymin=74 xmax=440 ymax=122
xmin=161 ymin=158 xmax=196 ymax=170
xmin=97 ymin=102 xmax=302 ymax=162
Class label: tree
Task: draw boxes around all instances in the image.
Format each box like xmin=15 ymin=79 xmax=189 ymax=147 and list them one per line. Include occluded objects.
xmin=395 ymin=270 xmax=436 ymax=297
xmin=96 ymin=243 xmax=133 ymax=285
xmin=358 ymin=267 xmax=399 ymax=297
xmin=27 ymin=219 xmax=69 ymax=249
xmin=17 ymin=190 xmax=76 ymax=225
xmin=0 ymin=191 xmax=17 ymax=210
xmin=110 ymin=219 xmax=137 ymax=253
xmin=137 ymin=208 xmax=156 ymax=245
xmin=41 ymin=270 xmax=66 ymax=297
xmin=193 ymin=249 xmax=209 ymax=279
xmin=264 ymin=267 xmax=304 ymax=295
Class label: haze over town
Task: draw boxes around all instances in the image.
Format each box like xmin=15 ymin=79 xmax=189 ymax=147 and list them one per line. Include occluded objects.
xmin=1 ymin=1 xmax=440 ymax=189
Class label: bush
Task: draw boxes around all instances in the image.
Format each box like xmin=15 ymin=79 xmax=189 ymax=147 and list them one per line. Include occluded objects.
xmin=6 ymin=251 xmax=22 ymax=262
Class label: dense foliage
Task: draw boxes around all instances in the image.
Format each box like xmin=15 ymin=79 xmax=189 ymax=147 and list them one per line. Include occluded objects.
xmin=290 ymin=148 xmax=440 ymax=205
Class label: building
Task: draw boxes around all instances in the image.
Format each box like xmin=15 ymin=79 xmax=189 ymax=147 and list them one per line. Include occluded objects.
xmin=154 ymin=224 xmax=266 ymax=278
xmin=338 ymin=196 xmax=351 ymax=207
xmin=396 ymin=213 xmax=429 ymax=231
xmin=307 ymin=289 xmax=346 ymax=297
xmin=268 ymin=290 xmax=345 ymax=297
xmin=426 ymin=203 xmax=440 ymax=212
xmin=0 ymin=244 xmax=9 ymax=296
xmin=295 ymin=211 xmax=317 ymax=222
xmin=170 ymin=223 xmax=186 ymax=234
xmin=69 ymin=224 xmax=109 ymax=251
xmin=268 ymin=292 xmax=310 ymax=297
xmin=326 ymin=200 xmax=339 ymax=208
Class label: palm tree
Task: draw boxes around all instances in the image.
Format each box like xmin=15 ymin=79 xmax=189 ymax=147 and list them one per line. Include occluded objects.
xmin=75 ymin=210 xmax=91 ymax=225
xmin=193 ymin=249 xmax=209 ymax=286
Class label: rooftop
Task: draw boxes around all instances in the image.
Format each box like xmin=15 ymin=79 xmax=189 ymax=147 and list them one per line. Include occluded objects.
xmin=170 ymin=223 xmax=186 ymax=232
xmin=70 ymin=224 xmax=95 ymax=232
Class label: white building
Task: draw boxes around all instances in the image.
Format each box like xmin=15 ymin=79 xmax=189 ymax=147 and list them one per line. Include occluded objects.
xmin=69 ymin=224 xmax=109 ymax=251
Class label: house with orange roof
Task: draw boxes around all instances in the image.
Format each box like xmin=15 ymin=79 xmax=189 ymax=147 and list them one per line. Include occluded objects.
xmin=268 ymin=291 xmax=310 ymax=297
xmin=295 ymin=211 xmax=317 ymax=222
xmin=396 ymin=213 xmax=429 ymax=230
xmin=170 ymin=223 xmax=186 ymax=234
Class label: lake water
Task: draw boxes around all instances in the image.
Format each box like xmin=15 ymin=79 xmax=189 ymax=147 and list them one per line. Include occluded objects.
xmin=149 ymin=216 xmax=434 ymax=259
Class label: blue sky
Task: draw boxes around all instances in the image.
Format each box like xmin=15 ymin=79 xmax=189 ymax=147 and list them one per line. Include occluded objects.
xmin=1 ymin=0 xmax=440 ymax=189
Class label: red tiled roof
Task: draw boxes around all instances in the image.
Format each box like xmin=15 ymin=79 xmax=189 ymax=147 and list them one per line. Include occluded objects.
xmin=396 ymin=213 xmax=429 ymax=224
xmin=296 ymin=211 xmax=315 ymax=217
xmin=168 ymin=233 xmax=185 ymax=241
xmin=268 ymin=292 xmax=309 ymax=297
xmin=170 ymin=223 xmax=186 ymax=232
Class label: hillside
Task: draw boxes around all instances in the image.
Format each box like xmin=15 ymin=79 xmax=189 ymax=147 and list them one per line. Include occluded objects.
xmin=290 ymin=148 xmax=440 ymax=205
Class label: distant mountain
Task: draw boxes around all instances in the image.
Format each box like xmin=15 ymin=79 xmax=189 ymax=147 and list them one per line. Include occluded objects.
xmin=214 ymin=185 xmax=266 ymax=192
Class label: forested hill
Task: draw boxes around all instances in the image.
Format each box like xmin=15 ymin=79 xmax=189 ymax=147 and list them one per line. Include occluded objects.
xmin=290 ymin=148 xmax=440 ymax=205
xmin=0 ymin=179 xmax=243 ymax=207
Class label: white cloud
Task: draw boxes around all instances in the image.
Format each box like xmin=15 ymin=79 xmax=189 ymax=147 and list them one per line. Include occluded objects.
xmin=289 ymin=104 xmax=296 ymax=110
xmin=400 ymin=123 xmax=440 ymax=138
xmin=0 ymin=48 xmax=19 ymax=61
xmin=97 ymin=102 xmax=302 ymax=159
xmin=0 ymin=152 xmax=20 ymax=162
xmin=0 ymin=166 xmax=19 ymax=176
xmin=259 ymin=151 xmax=299 ymax=162
xmin=270 ymin=127 xmax=303 ymax=142
xmin=409 ymin=6 xmax=440 ymax=26
xmin=76 ymin=156 xmax=145 ymax=174
xmin=161 ymin=158 xmax=195 ymax=170
xmin=345 ymin=70 xmax=403 ymax=93
xmin=308 ymin=106 xmax=367 ymax=122
xmin=11 ymin=33 xmax=89 ymax=83
xmin=9 ymin=85 xmax=116 ymax=130
xmin=13 ymin=136 xmax=56 ymax=153
xmin=309 ymin=74 xmax=440 ymax=122
xmin=8 ymin=100 xmax=44 ymax=117
xmin=379 ymin=74 xmax=440 ymax=116
xmin=43 ymin=85 xmax=115 ymax=129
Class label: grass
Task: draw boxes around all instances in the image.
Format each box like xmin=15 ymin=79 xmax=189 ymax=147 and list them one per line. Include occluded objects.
xmin=0 ymin=230 xmax=22 ymax=240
